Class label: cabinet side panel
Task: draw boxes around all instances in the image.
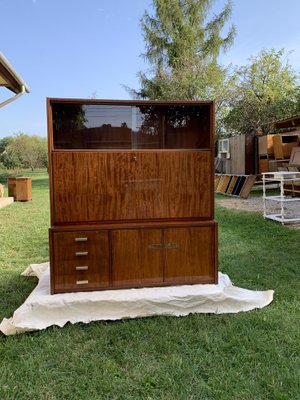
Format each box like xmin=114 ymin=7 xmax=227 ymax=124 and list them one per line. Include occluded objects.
xmin=52 ymin=151 xmax=212 ymax=224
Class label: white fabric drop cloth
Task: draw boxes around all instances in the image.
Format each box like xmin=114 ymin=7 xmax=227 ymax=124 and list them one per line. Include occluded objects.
xmin=0 ymin=263 xmax=274 ymax=335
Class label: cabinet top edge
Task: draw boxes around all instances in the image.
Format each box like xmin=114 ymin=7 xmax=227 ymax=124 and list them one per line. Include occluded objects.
xmin=46 ymin=98 xmax=214 ymax=106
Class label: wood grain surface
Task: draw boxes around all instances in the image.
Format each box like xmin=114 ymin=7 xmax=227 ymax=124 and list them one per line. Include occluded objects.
xmin=51 ymin=150 xmax=212 ymax=224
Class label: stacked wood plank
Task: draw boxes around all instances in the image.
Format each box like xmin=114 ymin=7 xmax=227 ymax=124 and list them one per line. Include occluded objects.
xmin=215 ymin=174 xmax=256 ymax=199
xmin=273 ymin=133 xmax=299 ymax=159
xmin=258 ymin=134 xmax=275 ymax=173
xmin=258 ymin=133 xmax=300 ymax=173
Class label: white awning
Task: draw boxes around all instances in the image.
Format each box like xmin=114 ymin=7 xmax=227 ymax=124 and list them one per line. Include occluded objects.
xmin=0 ymin=51 xmax=30 ymax=108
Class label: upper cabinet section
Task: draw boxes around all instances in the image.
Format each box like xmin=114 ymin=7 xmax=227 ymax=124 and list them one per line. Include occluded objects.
xmin=49 ymin=99 xmax=213 ymax=150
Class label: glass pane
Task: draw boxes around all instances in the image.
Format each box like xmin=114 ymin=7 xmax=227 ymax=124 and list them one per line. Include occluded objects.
xmin=53 ymin=104 xmax=132 ymax=149
xmin=134 ymin=106 xmax=163 ymax=149
xmin=164 ymin=105 xmax=210 ymax=149
xmin=52 ymin=103 xmax=211 ymax=149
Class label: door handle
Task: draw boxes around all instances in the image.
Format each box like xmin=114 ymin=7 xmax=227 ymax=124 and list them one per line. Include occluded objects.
xmin=75 ymin=251 xmax=88 ymax=256
xmin=75 ymin=237 xmax=88 ymax=242
xmin=148 ymin=243 xmax=164 ymax=250
xmin=75 ymin=266 xmax=89 ymax=271
xmin=165 ymin=243 xmax=179 ymax=249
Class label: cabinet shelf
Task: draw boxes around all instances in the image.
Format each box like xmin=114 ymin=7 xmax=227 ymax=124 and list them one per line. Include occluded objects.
xmin=264 ymin=195 xmax=300 ymax=203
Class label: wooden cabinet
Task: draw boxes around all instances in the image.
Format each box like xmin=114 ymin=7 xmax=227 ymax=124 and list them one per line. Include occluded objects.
xmin=7 ymin=177 xmax=32 ymax=201
xmin=48 ymin=99 xmax=217 ymax=293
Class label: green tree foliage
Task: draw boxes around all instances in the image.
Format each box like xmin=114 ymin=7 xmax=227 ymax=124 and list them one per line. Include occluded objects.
xmin=0 ymin=133 xmax=48 ymax=170
xmin=0 ymin=136 xmax=13 ymax=153
xmin=0 ymin=136 xmax=15 ymax=169
xmin=133 ymin=0 xmax=235 ymax=100
xmin=223 ymin=49 xmax=300 ymax=135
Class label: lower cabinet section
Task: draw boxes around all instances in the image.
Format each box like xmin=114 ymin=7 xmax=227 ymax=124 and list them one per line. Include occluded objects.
xmin=50 ymin=223 xmax=217 ymax=293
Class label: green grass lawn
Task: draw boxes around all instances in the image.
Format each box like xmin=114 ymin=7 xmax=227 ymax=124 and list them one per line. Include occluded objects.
xmin=0 ymin=169 xmax=299 ymax=400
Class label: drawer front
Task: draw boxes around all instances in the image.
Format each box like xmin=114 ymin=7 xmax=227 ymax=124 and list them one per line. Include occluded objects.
xmin=54 ymin=273 xmax=108 ymax=292
xmin=53 ymin=259 xmax=105 ymax=276
xmin=53 ymin=230 xmax=108 ymax=261
xmin=53 ymin=230 xmax=101 ymax=246
xmin=54 ymin=245 xmax=100 ymax=261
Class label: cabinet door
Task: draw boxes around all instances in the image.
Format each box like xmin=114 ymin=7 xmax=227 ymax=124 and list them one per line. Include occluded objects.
xmin=164 ymin=226 xmax=216 ymax=284
xmin=111 ymin=229 xmax=164 ymax=288
xmin=51 ymin=150 xmax=212 ymax=224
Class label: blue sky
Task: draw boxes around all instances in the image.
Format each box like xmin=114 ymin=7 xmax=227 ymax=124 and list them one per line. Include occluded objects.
xmin=1 ymin=0 xmax=300 ymax=138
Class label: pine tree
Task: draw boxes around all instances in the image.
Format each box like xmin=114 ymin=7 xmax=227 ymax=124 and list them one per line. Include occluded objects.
xmin=133 ymin=0 xmax=236 ymax=101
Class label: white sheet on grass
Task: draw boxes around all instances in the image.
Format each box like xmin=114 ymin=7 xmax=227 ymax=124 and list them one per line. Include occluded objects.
xmin=0 ymin=263 xmax=274 ymax=335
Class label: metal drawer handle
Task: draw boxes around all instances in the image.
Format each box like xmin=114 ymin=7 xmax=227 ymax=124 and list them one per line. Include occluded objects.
xmin=148 ymin=243 xmax=178 ymax=249
xmin=75 ymin=237 xmax=88 ymax=242
xmin=75 ymin=266 xmax=89 ymax=271
xmin=75 ymin=251 xmax=88 ymax=256
xmin=76 ymin=280 xmax=89 ymax=285
xmin=148 ymin=243 xmax=164 ymax=250
xmin=165 ymin=243 xmax=179 ymax=249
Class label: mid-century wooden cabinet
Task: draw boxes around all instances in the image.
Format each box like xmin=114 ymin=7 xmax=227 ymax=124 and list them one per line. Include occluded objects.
xmin=47 ymin=98 xmax=218 ymax=294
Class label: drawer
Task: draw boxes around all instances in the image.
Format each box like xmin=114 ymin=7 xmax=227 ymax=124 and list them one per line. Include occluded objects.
xmin=54 ymin=273 xmax=109 ymax=292
xmin=52 ymin=230 xmax=108 ymax=261
xmin=54 ymin=246 xmax=100 ymax=261
xmin=53 ymin=230 xmax=102 ymax=247
xmin=53 ymin=259 xmax=106 ymax=276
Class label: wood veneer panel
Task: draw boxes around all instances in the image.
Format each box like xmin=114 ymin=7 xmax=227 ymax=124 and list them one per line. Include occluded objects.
xmin=226 ymin=176 xmax=237 ymax=194
xmin=53 ymin=230 xmax=108 ymax=261
xmin=52 ymin=230 xmax=110 ymax=292
xmin=55 ymin=273 xmax=108 ymax=292
xmin=53 ymin=259 xmax=103 ymax=275
xmin=273 ymin=134 xmax=299 ymax=159
xmin=218 ymin=175 xmax=229 ymax=193
xmin=7 ymin=177 xmax=32 ymax=201
xmin=51 ymin=151 xmax=212 ymax=223
xmin=258 ymin=134 xmax=275 ymax=156
xmin=239 ymin=175 xmax=256 ymax=199
xmin=289 ymin=147 xmax=300 ymax=166
xmin=214 ymin=175 xmax=221 ymax=189
xmin=111 ymin=229 xmax=164 ymax=287
xmin=158 ymin=151 xmax=212 ymax=219
xmin=164 ymin=226 xmax=215 ymax=283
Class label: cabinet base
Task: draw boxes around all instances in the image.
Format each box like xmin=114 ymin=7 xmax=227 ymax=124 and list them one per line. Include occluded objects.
xmin=49 ymin=221 xmax=218 ymax=294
